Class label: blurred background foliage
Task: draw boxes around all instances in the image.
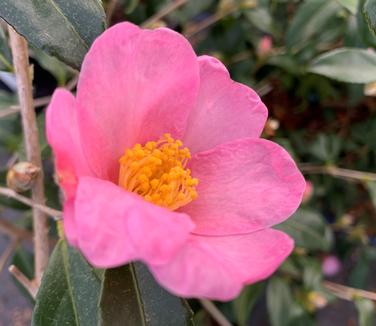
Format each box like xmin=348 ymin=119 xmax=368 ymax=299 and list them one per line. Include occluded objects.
xmin=0 ymin=0 xmax=376 ymax=325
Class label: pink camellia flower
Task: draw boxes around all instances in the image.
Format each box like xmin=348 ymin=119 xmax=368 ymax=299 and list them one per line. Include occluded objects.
xmin=46 ymin=22 xmax=305 ymax=300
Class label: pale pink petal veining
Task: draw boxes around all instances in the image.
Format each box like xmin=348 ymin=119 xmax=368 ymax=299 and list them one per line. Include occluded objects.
xmin=182 ymin=138 xmax=305 ymax=235
xmin=183 ymin=55 xmax=267 ymax=154
xmin=76 ymin=22 xmax=200 ymax=182
xmin=151 ymin=229 xmax=294 ymax=300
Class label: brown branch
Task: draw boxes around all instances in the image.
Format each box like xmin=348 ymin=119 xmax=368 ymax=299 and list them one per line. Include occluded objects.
xmin=8 ymin=26 xmax=49 ymax=285
xmin=0 ymin=238 xmax=19 ymax=273
xmin=106 ymin=0 xmax=118 ymax=25
xmin=324 ymin=281 xmax=376 ymax=302
xmin=142 ymin=0 xmax=189 ymax=28
xmin=9 ymin=265 xmax=37 ymax=299
xmin=300 ymin=164 xmax=376 ymax=182
xmin=199 ymin=299 xmax=233 ymax=326
xmin=0 ymin=186 xmax=62 ymax=220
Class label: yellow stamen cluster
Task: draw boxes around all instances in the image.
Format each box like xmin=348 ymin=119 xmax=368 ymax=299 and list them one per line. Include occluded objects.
xmin=118 ymin=134 xmax=198 ymax=210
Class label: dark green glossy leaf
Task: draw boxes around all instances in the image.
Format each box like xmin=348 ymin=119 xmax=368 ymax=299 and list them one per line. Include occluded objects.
xmin=355 ymin=298 xmax=375 ymax=326
xmin=32 ymin=240 xmax=103 ymax=326
xmin=308 ymin=48 xmax=376 ymax=83
xmin=276 ymin=210 xmax=333 ymax=251
xmin=0 ymin=0 xmax=106 ymax=69
xmin=364 ymin=0 xmax=376 ymax=35
xmin=286 ymin=0 xmax=341 ymax=49
xmin=100 ymin=262 xmax=193 ymax=326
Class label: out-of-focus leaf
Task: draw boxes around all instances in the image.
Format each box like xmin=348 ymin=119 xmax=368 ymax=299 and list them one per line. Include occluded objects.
xmin=31 ymin=49 xmax=72 ymax=86
xmin=32 ymin=240 xmax=103 ymax=326
xmin=100 ymin=262 xmax=193 ymax=325
xmin=267 ymin=278 xmax=292 ymax=326
xmin=349 ymin=247 xmax=376 ymax=288
xmin=267 ymin=54 xmax=303 ymax=75
xmin=309 ymin=48 xmax=376 ymax=83
xmin=232 ymin=283 xmax=264 ymax=326
xmin=0 ymin=28 xmax=12 ymax=71
xmin=355 ymin=298 xmax=375 ymax=326
xmin=276 ymin=210 xmax=333 ymax=251
xmin=12 ymin=246 xmax=34 ymax=280
xmin=0 ymin=0 xmax=106 ymax=69
xmin=310 ymin=134 xmax=342 ymax=163
xmin=303 ymin=260 xmax=322 ymax=290
xmin=337 ymin=0 xmax=359 ymax=14
xmin=245 ymin=8 xmax=272 ymax=34
xmin=286 ymin=0 xmax=341 ymax=49
xmin=124 ymin=0 xmax=140 ymax=14
xmin=367 ymin=181 xmax=376 ymax=209
xmin=11 ymin=245 xmax=35 ymax=301
xmin=364 ymin=0 xmax=376 ymax=35
xmin=267 ymin=277 xmax=304 ymax=326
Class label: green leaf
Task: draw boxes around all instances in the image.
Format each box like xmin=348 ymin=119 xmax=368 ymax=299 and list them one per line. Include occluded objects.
xmin=266 ymin=277 xmax=304 ymax=326
xmin=337 ymin=0 xmax=359 ymax=14
xmin=100 ymin=262 xmax=193 ymax=326
xmin=0 ymin=0 xmax=106 ymax=69
xmin=32 ymin=240 xmax=103 ymax=326
xmin=245 ymin=8 xmax=273 ymax=34
xmin=364 ymin=0 xmax=376 ymax=35
xmin=308 ymin=48 xmax=376 ymax=83
xmin=0 ymin=28 xmax=12 ymax=71
xmin=275 ymin=209 xmax=333 ymax=251
xmin=355 ymin=298 xmax=375 ymax=326
xmin=302 ymin=259 xmax=322 ymax=290
xmin=232 ymin=283 xmax=264 ymax=326
xmin=366 ymin=181 xmax=376 ymax=209
xmin=286 ymin=0 xmax=341 ymax=49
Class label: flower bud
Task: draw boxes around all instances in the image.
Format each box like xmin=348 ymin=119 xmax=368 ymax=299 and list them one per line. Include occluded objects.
xmin=307 ymin=291 xmax=328 ymax=310
xmin=302 ymin=181 xmax=314 ymax=203
xmin=6 ymin=162 xmax=40 ymax=193
xmin=257 ymin=36 xmax=273 ymax=57
xmin=322 ymin=255 xmax=341 ymax=277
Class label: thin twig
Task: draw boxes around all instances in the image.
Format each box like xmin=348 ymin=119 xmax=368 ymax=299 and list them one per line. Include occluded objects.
xmin=8 ymin=26 xmax=49 ymax=285
xmin=8 ymin=265 xmax=37 ymax=299
xmin=300 ymin=164 xmax=376 ymax=182
xmin=0 ymin=238 xmax=19 ymax=273
xmin=142 ymin=0 xmax=189 ymax=28
xmin=184 ymin=6 xmax=238 ymax=39
xmin=106 ymin=0 xmax=118 ymax=25
xmin=0 ymin=218 xmax=32 ymax=240
xmin=0 ymin=186 xmax=62 ymax=220
xmin=0 ymin=96 xmax=51 ymax=119
xmin=0 ymin=74 xmax=78 ymax=120
xmin=324 ymin=281 xmax=376 ymax=302
xmin=199 ymin=299 xmax=233 ymax=326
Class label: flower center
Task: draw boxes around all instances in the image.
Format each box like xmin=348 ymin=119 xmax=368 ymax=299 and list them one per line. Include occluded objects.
xmin=118 ymin=134 xmax=198 ymax=210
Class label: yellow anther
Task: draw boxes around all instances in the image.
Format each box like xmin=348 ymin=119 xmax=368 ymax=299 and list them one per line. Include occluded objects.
xmin=118 ymin=134 xmax=199 ymax=210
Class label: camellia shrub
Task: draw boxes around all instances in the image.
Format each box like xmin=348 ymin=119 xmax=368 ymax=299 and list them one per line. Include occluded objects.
xmin=0 ymin=0 xmax=375 ymax=325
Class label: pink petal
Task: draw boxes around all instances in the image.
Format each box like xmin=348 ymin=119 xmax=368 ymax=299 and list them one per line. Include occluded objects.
xmin=73 ymin=177 xmax=194 ymax=268
xmin=46 ymin=89 xmax=92 ymax=199
xmin=150 ymin=229 xmax=293 ymax=300
xmin=63 ymin=199 xmax=78 ymax=247
xmin=183 ymin=55 xmax=268 ymax=154
xmin=76 ymin=22 xmax=200 ymax=182
xmin=182 ymin=138 xmax=305 ymax=235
